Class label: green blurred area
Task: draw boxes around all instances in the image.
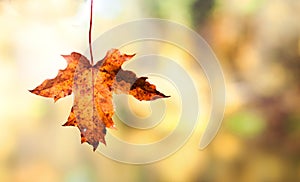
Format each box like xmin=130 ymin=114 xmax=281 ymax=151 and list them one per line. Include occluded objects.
xmin=0 ymin=0 xmax=300 ymax=181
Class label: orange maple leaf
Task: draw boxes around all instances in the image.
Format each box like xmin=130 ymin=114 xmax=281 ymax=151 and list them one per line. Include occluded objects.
xmin=29 ymin=49 xmax=169 ymax=151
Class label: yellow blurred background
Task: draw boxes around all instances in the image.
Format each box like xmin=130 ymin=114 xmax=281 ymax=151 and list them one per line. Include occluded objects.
xmin=1 ymin=0 xmax=300 ymax=181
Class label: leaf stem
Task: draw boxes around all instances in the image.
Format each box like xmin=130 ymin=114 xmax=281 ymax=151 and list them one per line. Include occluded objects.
xmin=89 ymin=0 xmax=94 ymax=65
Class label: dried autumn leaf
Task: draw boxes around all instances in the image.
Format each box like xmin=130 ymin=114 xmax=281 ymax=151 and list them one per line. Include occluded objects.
xmin=29 ymin=49 xmax=169 ymax=151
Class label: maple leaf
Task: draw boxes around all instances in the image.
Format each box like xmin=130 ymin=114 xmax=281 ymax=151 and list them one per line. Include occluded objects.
xmin=29 ymin=49 xmax=169 ymax=151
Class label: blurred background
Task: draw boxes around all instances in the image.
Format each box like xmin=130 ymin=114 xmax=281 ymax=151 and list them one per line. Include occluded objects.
xmin=0 ymin=0 xmax=300 ymax=181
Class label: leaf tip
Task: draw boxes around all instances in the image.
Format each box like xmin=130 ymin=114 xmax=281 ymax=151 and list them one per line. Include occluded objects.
xmin=61 ymin=54 xmax=71 ymax=62
xmin=28 ymin=89 xmax=37 ymax=94
xmin=92 ymin=141 xmax=101 ymax=152
xmin=62 ymin=52 xmax=82 ymax=63
xmin=125 ymin=53 xmax=136 ymax=59
xmin=62 ymin=120 xmax=77 ymax=127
